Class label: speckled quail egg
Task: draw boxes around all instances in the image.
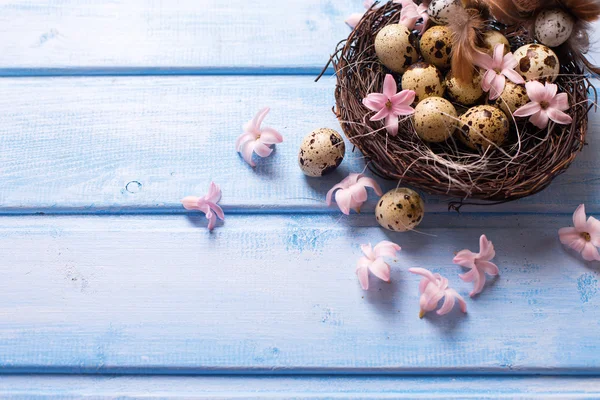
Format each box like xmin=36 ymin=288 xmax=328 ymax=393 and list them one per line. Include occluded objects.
xmin=376 ymin=188 xmax=425 ymax=232
xmin=457 ymin=105 xmax=509 ymax=151
xmin=420 ymin=26 xmax=453 ymax=69
xmin=298 ymin=128 xmax=345 ymax=177
xmin=445 ymin=70 xmax=484 ymax=106
xmin=513 ymin=44 xmax=560 ymax=82
xmin=375 ymin=24 xmax=419 ymax=74
xmin=487 ymin=81 xmax=529 ymax=117
xmin=402 ymin=62 xmax=445 ymax=104
xmin=483 ymin=30 xmax=510 ymax=55
xmin=413 ymin=97 xmax=458 ymax=142
xmin=535 ymin=9 xmax=574 ymax=48
xmin=428 ymin=0 xmax=463 ymax=25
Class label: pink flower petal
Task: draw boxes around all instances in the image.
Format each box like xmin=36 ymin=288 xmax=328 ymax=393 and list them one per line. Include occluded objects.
xmin=181 ymin=196 xmax=201 ymax=211
xmin=474 ymin=51 xmax=494 ymax=71
xmin=385 ymin=114 xmax=399 ymax=136
xmin=550 ymin=93 xmax=570 ymax=111
xmin=525 ymin=81 xmax=546 ymax=103
xmin=253 ymin=142 xmax=273 ymax=158
xmin=514 ymin=102 xmax=542 ymax=117
xmin=559 ymin=226 xmax=580 ymax=246
xmin=437 ymin=292 xmax=456 ymax=315
xmin=391 ymin=90 xmax=415 ymax=106
xmin=424 ymin=288 xmax=445 ymax=312
xmin=459 ymin=268 xmax=478 ymax=283
xmin=478 ymin=235 xmax=495 ymax=260
xmin=546 ymin=108 xmax=573 ymax=126
xmin=489 ymin=74 xmax=506 ymax=101
xmin=481 ymin=70 xmax=496 ymax=92
xmin=587 ymin=217 xmax=600 ymax=246
xmin=369 ymin=257 xmax=391 ymax=282
xmin=544 ymin=82 xmax=558 ymax=101
xmin=251 ymin=108 xmax=270 ymax=131
xmin=370 ymin=107 xmax=390 ymax=122
xmin=582 ymin=242 xmax=600 ymax=261
xmin=373 ymin=241 xmax=401 ymax=259
xmin=240 ymin=141 xmax=257 ymax=167
xmin=502 ymin=68 xmax=525 ymax=85
xmin=235 ymin=132 xmax=256 ymax=151
xmin=383 ymin=74 xmax=398 ymax=98
xmin=477 ymin=260 xmax=500 ymax=276
xmin=206 ymin=211 xmax=217 ymax=231
xmin=392 ymin=104 xmax=415 ymax=116
xmin=363 ymin=93 xmax=388 ymax=111
xmin=206 ymin=182 xmax=222 ymax=203
xmin=409 ymin=267 xmax=437 ymax=282
xmin=493 ymin=44 xmax=505 ymax=67
xmin=529 ymin=110 xmax=549 ymax=129
xmin=325 ymin=184 xmax=344 ymax=206
xmin=356 ymin=265 xmax=370 ymax=290
xmin=345 ymin=12 xmax=363 ymax=28
xmin=502 ymin=52 xmax=518 ymax=70
xmin=259 ymin=127 xmax=283 ymax=144
xmin=573 ymin=204 xmax=587 ymax=231
xmin=335 ymin=189 xmax=353 ymax=215
xmin=447 ymin=289 xmax=468 ymax=313
xmin=471 ymin=268 xmax=486 ymax=296
xmin=207 ymin=202 xmax=225 ymax=221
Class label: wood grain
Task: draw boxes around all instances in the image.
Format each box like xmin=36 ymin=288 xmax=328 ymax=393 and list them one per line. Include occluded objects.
xmin=0 ymin=76 xmax=598 ymax=214
xmin=2 ymin=375 xmax=600 ymax=399
xmin=0 ymin=213 xmax=598 ymax=373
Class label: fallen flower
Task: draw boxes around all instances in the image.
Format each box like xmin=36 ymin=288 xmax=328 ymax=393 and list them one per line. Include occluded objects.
xmin=559 ymin=204 xmax=600 ymax=261
xmin=396 ymin=0 xmax=429 ymax=34
xmin=514 ymin=81 xmax=573 ymax=129
xmin=356 ymin=241 xmax=401 ymax=290
xmin=363 ymin=74 xmax=416 ymax=136
xmin=236 ymin=108 xmax=283 ymax=167
xmin=326 ymin=173 xmax=383 ymax=215
xmin=473 ymin=44 xmax=524 ymax=100
xmin=454 ymin=235 xmax=500 ymax=297
xmin=346 ymin=0 xmax=375 ymax=28
xmin=409 ymin=267 xmax=467 ymax=318
xmin=181 ymin=182 xmax=224 ymax=231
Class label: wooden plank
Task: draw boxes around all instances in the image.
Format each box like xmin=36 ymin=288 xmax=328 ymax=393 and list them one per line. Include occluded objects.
xmin=0 ymin=76 xmax=598 ymax=214
xmin=0 ymin=0 xmax=355 ymax=73
xmin=1 ymin=375 xmax=600 ymax=399
xmin=0 ymin=213 xmax=598 ymax=374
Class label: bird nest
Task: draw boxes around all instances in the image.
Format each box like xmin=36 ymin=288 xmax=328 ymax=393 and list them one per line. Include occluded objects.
xmin=327 ymin=2 xmax=595 ymax=203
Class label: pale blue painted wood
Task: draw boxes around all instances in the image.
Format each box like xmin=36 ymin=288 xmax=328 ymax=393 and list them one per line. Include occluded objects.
xmin=0 ymin=76 xmax=599 ymax=214
xmin=0 ymin=213 xmax=598 ymax=374
xmin=2 ymin=375 xmax=600 ymax=399
xmin=0 ymin=0 xmax=355 ymax=73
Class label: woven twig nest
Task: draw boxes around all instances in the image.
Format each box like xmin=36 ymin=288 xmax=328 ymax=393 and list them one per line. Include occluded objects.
xmin=330 ymin=2 xmax=596 ymax=203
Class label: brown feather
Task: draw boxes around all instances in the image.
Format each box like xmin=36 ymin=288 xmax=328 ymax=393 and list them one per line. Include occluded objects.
xmin=447 ymin=6 xmax=485 ymax=82
xmin=561 ymin=0 xmax=600 ymax=21
xmin=484 ymin=0 xmax=525 ymax=24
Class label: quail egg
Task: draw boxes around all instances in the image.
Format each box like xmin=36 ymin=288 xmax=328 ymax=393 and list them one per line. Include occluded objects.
xmin=402 ymin=62 xmax=445 ymax=104
xmin=535 ymin=8 xmax=574 ymax=48
xmin=457 ymin=105 xmax=509 ymax=151
xmin=428 ymin=0 xmax=463 ymax=25
xmin=513 ymin=43 xmax=560 ymax=82
xmin=445 ymin=70 xmax=484 ymax=106
xmin=483 ymin=30 xmax=510 ymax=55
xmin=420 ymin=26 xmax=453 ymax=69
xmin=375 ymin=24 xmax=419 ymax=74
xmin=487 ymin=81 xmax=529 ymax=117
xmin=298 ymin=128 xmax=345 ymax=177
xmin=413 ymin=97 xmax=458 ymax=142
xmin=376 ymin=188 xmax=425 ymax=232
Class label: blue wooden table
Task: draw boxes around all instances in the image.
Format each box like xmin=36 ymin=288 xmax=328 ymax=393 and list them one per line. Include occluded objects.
xmin=1 ymin=0 xmax=600 ymax=398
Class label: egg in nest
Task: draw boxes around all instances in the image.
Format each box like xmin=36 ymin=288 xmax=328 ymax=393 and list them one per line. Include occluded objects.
xmin=428 ymin=0 xmax=463 ymax=25
xmin=445 ymin=71 xmax=483 ymax=106
xmin=414 ymin=97 xmax=458 ymax=143
xmin=482 ymin=31 xmax=510 ymax=55
xmin=487 ymin=81 xmax=529 ymax=117
xmin=298 ymin=128 xmax=345 ymax=177
xmin=401 ymin=62 xmax=445 ymax=104
xmin=420 ymin=26 xmax=453 ymax=69
xmin=535 ymin=9 xmax=574 ymax=48
xmin=375 ymin=24 xmax=419 ymax=74
xmin=457 ymin=105 xmax=509 ymax=151
xmin=375 ymin=188 xmax=425 ymax=232
xmin=513 ymin=44 xmax=560 ymax=82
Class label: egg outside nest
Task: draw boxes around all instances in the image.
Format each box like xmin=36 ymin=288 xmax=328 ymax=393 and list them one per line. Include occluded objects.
xmin=298 ymin=128 xmax=346 ymax=177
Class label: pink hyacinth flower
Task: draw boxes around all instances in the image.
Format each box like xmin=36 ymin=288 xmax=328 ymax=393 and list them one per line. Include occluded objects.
xmin=363 ymin=74 xmax=416 ymax=136
xmin=453 ymin=235 xmax=500 ymax=297
xmin=326 ymin=173 xmax=383 ymax=215
xmin=409 ymin=267 xmax=467 ymax=318
xmin=356 ymin=241 xmax=401 ymax=290
xmin=346 ymin=0 xmax=375 ymax=28
xmin=396 ymin=0 xmax=429 ymax=34
xmin=559 ymin=204 xmax=600 ymax=261
xmin=513 ymin=81 xmax=573 ymax=129
xmin=236 ymin=108 xmax=283 ymax=167
xmin=473 ymin=44 xmax=525 ymax=100
xmin=181 ymin=182 xmax=225 ymax=231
